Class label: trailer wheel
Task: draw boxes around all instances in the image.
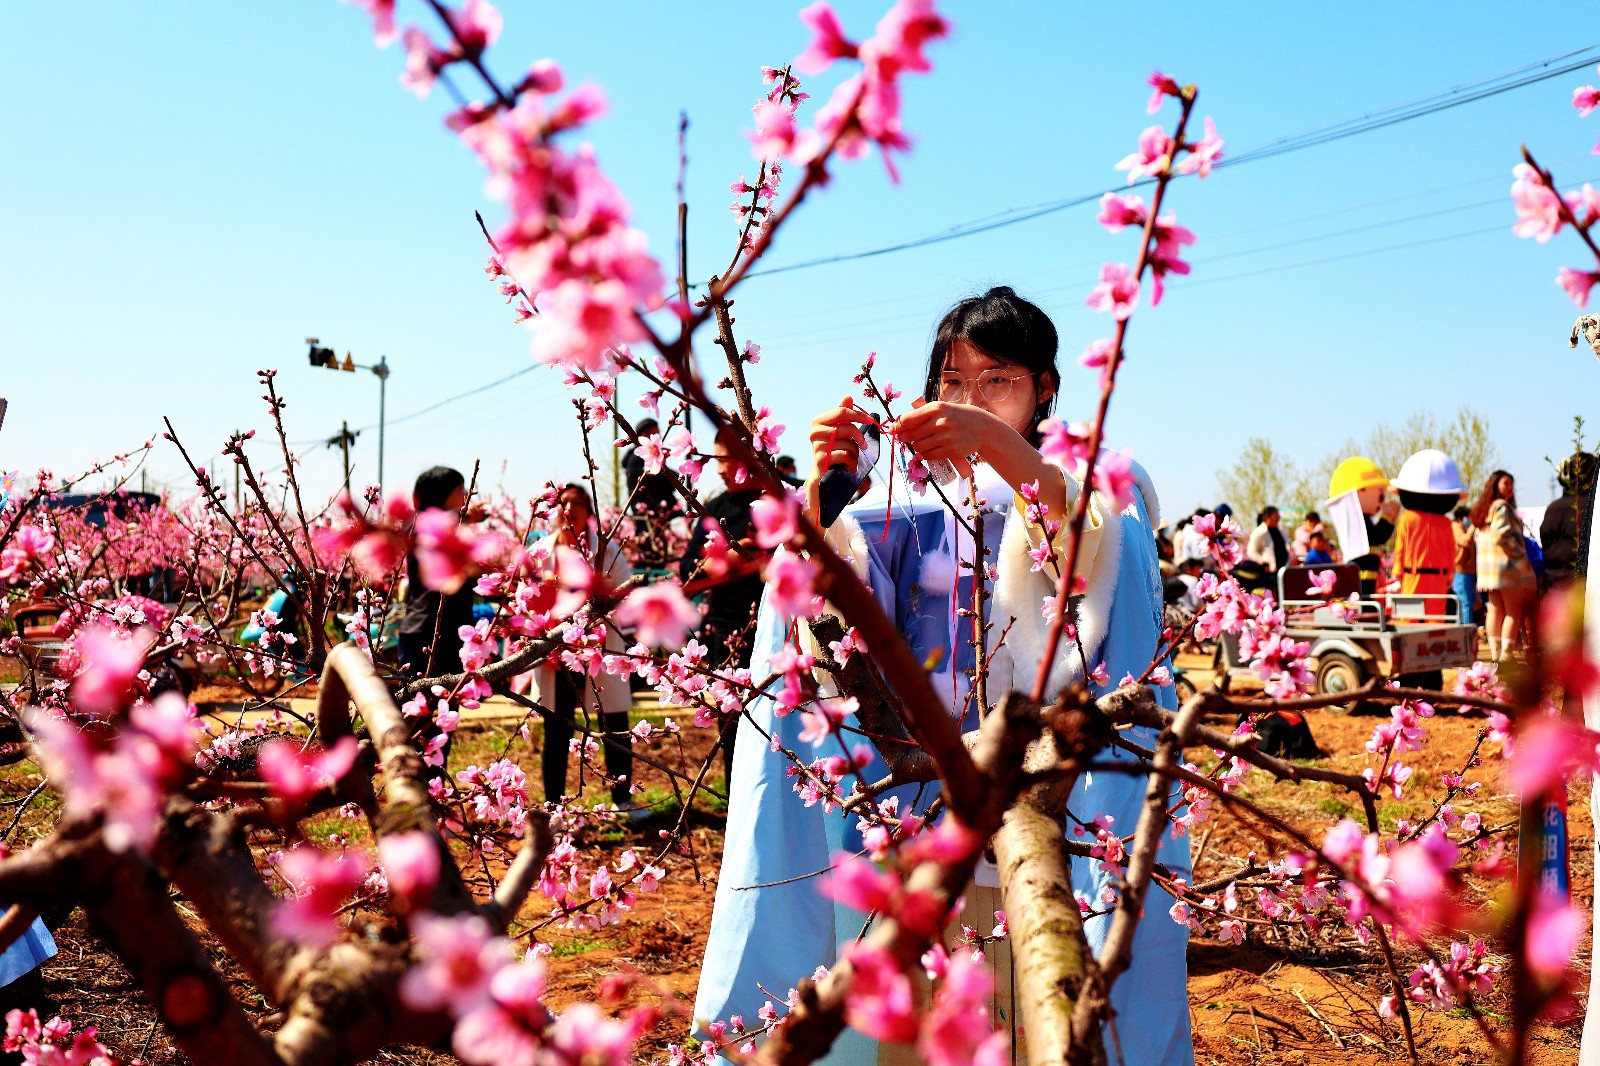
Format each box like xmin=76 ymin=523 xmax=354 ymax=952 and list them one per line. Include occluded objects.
xmin=1314 ymin=652 xmax=1365 ymax=700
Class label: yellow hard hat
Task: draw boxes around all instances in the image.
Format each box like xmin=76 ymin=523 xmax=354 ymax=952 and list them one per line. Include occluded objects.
xmin=1329 ymin=456 xmax=1388 ymax=499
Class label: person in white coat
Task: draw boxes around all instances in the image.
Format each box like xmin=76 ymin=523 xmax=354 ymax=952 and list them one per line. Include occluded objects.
xmin=529 ymin=483 xmax=635 ymax=808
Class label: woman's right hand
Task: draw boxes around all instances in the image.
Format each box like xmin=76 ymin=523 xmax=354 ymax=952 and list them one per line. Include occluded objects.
xmin=804 ymin=396 xmax=876 ymax=525
xmin=808 ymin=396 xmax=875 ymax=473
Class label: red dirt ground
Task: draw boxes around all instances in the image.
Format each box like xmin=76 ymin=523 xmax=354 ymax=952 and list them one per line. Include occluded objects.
xmin=2 ymin=659 xmax=1590 ymax=1064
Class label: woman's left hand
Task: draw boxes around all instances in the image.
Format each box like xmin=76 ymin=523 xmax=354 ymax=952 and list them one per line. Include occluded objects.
xmin=884 ymin=399 xmax=1007 ymax=478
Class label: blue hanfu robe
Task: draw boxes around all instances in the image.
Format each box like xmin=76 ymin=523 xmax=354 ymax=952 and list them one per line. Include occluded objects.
xmin=694 ymin=462 xmax=1193 ymax=1066
xmin=0 ymin=918 xmax=55 ymax=987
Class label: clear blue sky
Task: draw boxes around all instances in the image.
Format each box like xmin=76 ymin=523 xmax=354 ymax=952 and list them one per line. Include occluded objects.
xmin=3 ymin=2 xmax=1597 ymax=513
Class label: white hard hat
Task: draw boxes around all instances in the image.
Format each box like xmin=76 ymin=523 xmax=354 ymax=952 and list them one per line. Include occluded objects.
xmin=1392 ymin=449 xmax=1464 ymax=495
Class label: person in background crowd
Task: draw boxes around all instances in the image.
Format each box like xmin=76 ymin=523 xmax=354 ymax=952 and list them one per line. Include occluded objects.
xmin=622 ymin=418 xmax=683 ymax=566
xmin=1390 ymin=450 xmax=1463 ymax=604
xmin=773 ymin=454 xmax=806 ymax=489
xmin=1389 ymin=449 xmax=1466 ymax=689
xmin=1472 ymin=470 xmax=1537 ymax=661
xmin=397 ymin=466 xmax=476 ymax=678
xmin=532 ymin=483 xmax=637 ymax=812
xmin=1175 ymin=508 xmax=1210 ymax=565
xmin=1541 ymin=451 xmax=1597 ymax=592
xmin=1247 ymin=506 xmax=1290 ymax=572
xmin=1452 ymin=505 xmax=1479 ymax=626
xmin=1155 ymin=523 xmax=1175 ymax=568
xmin=679 ymin=435 xmax=770 ymax=782
xmin=1172 ymin=554 xmax=1207 ymax=613
xmin=1292 ymin=510 xmax=1326 ymax=562
xmin=397 ymin=466 xmax=483 ymax=778
xmin=1326 ymin=457 xmax=1398 ymax=598
xmin=1303 ymin=530 xmax=1334 ymax=565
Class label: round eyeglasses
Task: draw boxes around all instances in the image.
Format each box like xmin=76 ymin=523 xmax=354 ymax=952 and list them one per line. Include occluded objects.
xmin=937 ymin=369 xmax=1032 ymax=404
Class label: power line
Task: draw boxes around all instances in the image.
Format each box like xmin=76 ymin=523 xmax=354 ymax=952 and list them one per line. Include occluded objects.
xmin=748 ymin=169 xmax=1599 ymax=351
xmin=1175 ymin=222 xmax=1511 ymax=288
xmin=291 ymin=364 xmax=541 ymax=445
xmin=269 ymin=48 xmax=1600 ymax=462
xmin=744 ymin=45 xmax=1600 ymax=279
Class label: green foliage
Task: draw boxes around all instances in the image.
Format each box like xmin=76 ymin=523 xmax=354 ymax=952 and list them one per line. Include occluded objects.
xmin=1315 ymin=796 xmax=1354 ymax=819
xmin=1215 ymin=406 xmax=1500 ymax=528
xmin=1214 ymin=437 xmax=1311 ymax=525
xmin=546 ymin=935 xmax=614 ymax=957
xmin=1329 ymin=405 xmax=1499 ymax=501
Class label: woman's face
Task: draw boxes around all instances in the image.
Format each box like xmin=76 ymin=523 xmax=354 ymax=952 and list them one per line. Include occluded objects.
xmin=1496 ymin=475 xmax=1515 ymax=501
xmin=557 ymin=488 xmax=592 ymax=533
xmin=937 ymin=338 xmax=1052 ymax=436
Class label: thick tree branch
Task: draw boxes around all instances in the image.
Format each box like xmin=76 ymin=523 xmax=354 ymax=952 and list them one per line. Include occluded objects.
xmin=758 ymin=692 xmax=1044 ymax=1065
xmin=993 ymin=693 xmax=1109 ymax=1066
xmin=810 ymin=615 xmax=935 ymax=782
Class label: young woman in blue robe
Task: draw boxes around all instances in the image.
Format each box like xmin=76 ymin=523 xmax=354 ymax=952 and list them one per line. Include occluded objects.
xmin=693 ymin=287 xmax=1193 ymax=1066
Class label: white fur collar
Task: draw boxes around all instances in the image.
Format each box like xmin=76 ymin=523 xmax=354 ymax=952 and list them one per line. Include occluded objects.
xmin=991 ymin=500 xmax=1123 ymax=695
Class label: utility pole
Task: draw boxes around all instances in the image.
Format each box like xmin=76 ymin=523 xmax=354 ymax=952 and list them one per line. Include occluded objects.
xmin=373 ymin=357 xmax=390 ymax=490
xmin=305 ymin=339 xmax=392 ymax=492
xmin=326 ymin=421 xmax=359 ymax=494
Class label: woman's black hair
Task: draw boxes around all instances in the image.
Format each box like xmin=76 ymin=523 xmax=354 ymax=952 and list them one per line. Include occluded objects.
xmin=1305 ymin=510 xmax=1321 ymax=523
xmin=413 ymin=466 xmax=465 ymax=511
xmin=922 ymin=286 xmax=1060 ymax=441
xmin=559 ymin=481 xmax=595 ymax=516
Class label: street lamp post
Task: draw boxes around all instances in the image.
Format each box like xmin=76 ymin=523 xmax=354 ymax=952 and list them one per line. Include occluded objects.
xmin=306 ymin=339 xmax=391 ymax=491
xmin=373 ymin=356 xmax=390 ymax=489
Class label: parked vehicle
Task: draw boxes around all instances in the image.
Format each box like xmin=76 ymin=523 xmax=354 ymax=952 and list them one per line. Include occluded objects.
xmin=10 ymin=601 xmax=70 ymax=681
xmin=1215 ymin=564 xmax=1478 ymax=700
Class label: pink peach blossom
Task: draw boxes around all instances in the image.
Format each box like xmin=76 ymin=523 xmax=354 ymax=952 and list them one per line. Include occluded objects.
xmin=1526 ymin=896 xmax=1586 ymax=981
xmin=1085 ymin=262 xmax=1140 ymax=320
xmin=750 ymin=491 xmax=800 ymax=548
xmin=1511 ymin=163 xmax=1566 ymax=242
xmin=415 ymin=508 xmax=476 ymax=593
xmin=1506 ymin=714 xmax=1600 ymax=798
xmin=401 ymin=912 xmax=513 ymax=1016
xmin=1558 ymin=267 xmax=1599 ymax=307
xmin=71 ymin=626 xmax=148 ymax=716
xmin=272 ymin=845 xmax=370 ymax=948
xmin=794 ymin=2 xmax=857 ymax=74
xmin=1077 ymin=338 xmax=1116 ymax=370
xmin=400 ymin=25 xmax=449 ymax=98
xmin=1308 ymin=569 xmax=1338 ymax=598
xmin=343 ymin=0 xmax=397 ymax=47
xmin=863 ymin=0 xmax=949 ymax=76
xmin=445 ymin=0 xmax=502 ymax=56
xmin=1096 ymin=192 xmax=1146 ymax=232
xmin=764 ymin=548 xmax=818 ymax=620
xmin=1115 ymin=126 xmax=1172 ymax=183
xmin=614 ymin=582 xmax=701 ymax=648
xmin=378 ymin=832 xmax=440 ymax=913
xmin=258 ymin=736 xmax=359 ymax=806
xmin=1176 ymin=116 xmax=1223 ymax=177
xmin=1037 ymin=418 xmax=1093 ymax=469
xmin=1093 ymin=448 xmax=1138 ymax=510
xmin=1146 ymin=70 xmax=1182 ymax=113
xmin=751 ymin=99 xmax=799 ymax=160
xmin=842 ymin=944 xmax=918 ymax=1042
